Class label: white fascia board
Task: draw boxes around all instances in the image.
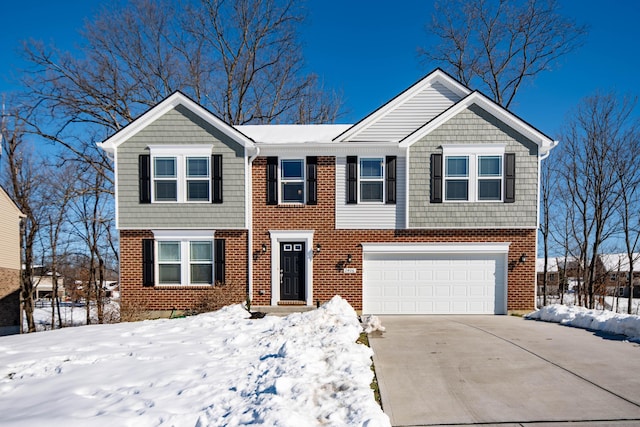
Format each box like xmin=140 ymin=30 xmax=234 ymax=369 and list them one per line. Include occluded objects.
xmin=361 ymin=242 xmax=511 ymax=254
xmin=257 ymin=141 xmax=401 ymax=157
xmin=97 ymin=92 xmax=255 ymax=153
xmin=334 ymin=69 xmax=471 ymax=143
xmin=399 ymin=92 xmax=557 ymax=155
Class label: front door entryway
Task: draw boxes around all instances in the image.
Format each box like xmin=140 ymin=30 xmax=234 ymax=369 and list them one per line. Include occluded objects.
xmin=280 ymin=242 xmax=305 ymax=300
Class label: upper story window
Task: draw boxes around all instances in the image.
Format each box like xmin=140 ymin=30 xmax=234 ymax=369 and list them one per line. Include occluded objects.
xmin=359 ymin=158 xmax=384 ymax=202
xmin=280 ymin=159 xmax=305 ymax=203
xmin=146 ymin=145 xmax=213 ymax=203
xmin=441 ymin=145 xmax=506 ymax=203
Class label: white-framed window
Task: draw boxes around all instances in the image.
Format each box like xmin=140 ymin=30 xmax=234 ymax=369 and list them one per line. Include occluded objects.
xmin=280 ymin=159 xmax=305 ymax=203
xmin=442 ymin=144 xmax=506 ymax=202
xmin=148 ymin=145 xmax=212 ymax=203
xmin=359 ymin=157 xmax=384 ymax=202
xmin=154 ymin=231 xmax=214 ymax=286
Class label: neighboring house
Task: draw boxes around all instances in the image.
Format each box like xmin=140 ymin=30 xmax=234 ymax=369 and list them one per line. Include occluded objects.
xmin=598 ymin=253 xmax=640 ymax=298
xmin=99 ymin=69 xmax=557 ymax=316
xmin=30 ymin=266 xmax=65 ymax=300
xmin=536 ymin=257 xmax=561 ymax=295
xmin=0 ymin=185 xmax=25 ymax=335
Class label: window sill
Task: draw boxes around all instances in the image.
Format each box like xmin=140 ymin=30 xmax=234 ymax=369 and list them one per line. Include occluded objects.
xmin=277 ymin=203 xmax=307 ymax=208
xmin=154 ymin=284 xmax=214 ymax=289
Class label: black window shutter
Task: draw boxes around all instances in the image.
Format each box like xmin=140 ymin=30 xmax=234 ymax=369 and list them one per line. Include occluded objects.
xmin=386 ymin=156 xmax=397 ymax=204
xmin=212 ymin=154 xmax=223 ymax=204
xmin=214 ymin=238 xmax=226 ymax=285
xmin=347 ymin=156 xmax=357 ymax=204
xmin=306 ymin=156 xmax=317 ymax=205
xmin=139 ymin=154 xmax=151 ymax=204
xmin=266 ymin=156 xmax=278 ymax=205
xmin=142 ymin=239 xmax=154 ymax=287
xmin=430 ymin=153 xmax=443 ymax=203
xmin=504 ymin=153 xmax=516 ymax=203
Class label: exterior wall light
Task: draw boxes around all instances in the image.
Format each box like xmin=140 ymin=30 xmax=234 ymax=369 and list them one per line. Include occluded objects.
xmin=262 ymin=244 xmax=267 ymax=253
xmin=347 ymin=254 xmax=352 ymax=264
xmin=316 ymin=243 xmax=321 ymax=253
xmin=520 ymin=253 xmax=527 ymax=263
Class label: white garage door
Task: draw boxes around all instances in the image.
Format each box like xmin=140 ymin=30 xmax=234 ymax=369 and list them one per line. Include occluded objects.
xmin=363 ymin=251 xmax=507 ymax=314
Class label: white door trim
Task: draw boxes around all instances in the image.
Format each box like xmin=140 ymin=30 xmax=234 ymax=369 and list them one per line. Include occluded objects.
xmin=269 ymin=230 xmax=314 ymax=306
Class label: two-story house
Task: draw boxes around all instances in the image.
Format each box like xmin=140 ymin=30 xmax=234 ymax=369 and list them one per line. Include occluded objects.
xmin=0 ymin=185 xmax=25 ymax=335
xmin=99 ymin=69 xmax=557 ymax=316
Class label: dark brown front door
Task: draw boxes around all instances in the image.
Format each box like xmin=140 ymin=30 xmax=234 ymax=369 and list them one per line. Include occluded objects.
xmin=280 ymin=242 xmax=305 ymax=300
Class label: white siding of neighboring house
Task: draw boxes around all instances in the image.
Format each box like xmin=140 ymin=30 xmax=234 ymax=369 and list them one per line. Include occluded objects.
xmin=335 ymin=156 xmax=406 ymax=229
xmin=0 ymin=188 xmax=22 ymax=270
xmin=348 ymin=81 xmax=462 ymax=142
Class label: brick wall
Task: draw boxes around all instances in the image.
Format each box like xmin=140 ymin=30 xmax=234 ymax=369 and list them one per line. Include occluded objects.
xmin=0 ymin=266 xmax=21 ymax=333
xmin=119 ymin=229 xmax=249 ymax=312
xmin=252 ymin=156 xmax=537 ymax=312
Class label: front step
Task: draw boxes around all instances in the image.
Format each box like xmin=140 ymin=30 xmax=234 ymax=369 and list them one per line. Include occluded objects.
xmin=252 ymin=304 xmax=316 ymax=316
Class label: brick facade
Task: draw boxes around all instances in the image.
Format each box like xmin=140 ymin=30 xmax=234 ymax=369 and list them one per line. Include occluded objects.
xmin=252 ymin=156 xmax=536 ymax=312
xmin=119 ymin=229 xmax=249 ymax=312
xmin=0 ymin=266 xmax=21 ymax=335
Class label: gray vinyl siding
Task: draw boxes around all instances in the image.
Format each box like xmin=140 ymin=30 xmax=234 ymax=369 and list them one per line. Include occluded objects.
xmin=409 ymin=104 xmax=539 ymax=228
xmin=350 ymin=81 xmax=461 ymax=142
xmin=335 ymin=156 xmax=406 ymax=229
xmin=117 ymin=105 xmax=246 ymax=229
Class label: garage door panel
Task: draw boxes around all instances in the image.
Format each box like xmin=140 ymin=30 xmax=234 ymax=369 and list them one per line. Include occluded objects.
xmin=363 ymin=251 xmax=506 ymax=315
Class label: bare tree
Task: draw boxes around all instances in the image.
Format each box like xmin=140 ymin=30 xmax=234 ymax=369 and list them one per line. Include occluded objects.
xmin=1 ymin=114 xmax=46 ymax=332
xmin=421 ymin=0 xmax=587 ymax=108
xmin=559 ymin=92 xmax=634 ymax=308
xmin=612 ymin=103 xmax=640 ymax=313
xmin=538 ymin=157 xmax=554 ymax=306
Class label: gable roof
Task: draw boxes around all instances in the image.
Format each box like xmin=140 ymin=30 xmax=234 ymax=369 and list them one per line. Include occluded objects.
xmin=398 ymin=91 xmax=558 ymax=155
xmin=98 ymin=91 xmax=255 ymax=154
xmin=599 ymin=253 xmax=640 ymax=272
xmin=236 ymin=124 xmax=351 ymax=144
xmin=334 ymin=68 xmax=471 ymax=143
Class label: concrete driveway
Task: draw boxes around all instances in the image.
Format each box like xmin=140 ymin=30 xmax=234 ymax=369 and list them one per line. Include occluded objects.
xmin=369 ymin=316 xmax=640 ymax=427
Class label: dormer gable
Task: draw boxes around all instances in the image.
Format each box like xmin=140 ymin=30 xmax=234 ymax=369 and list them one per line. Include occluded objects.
xmin=334 ymin=69 xmax=470 ymax=143
xmin=98 ymin=91 xmax=255 ymax=154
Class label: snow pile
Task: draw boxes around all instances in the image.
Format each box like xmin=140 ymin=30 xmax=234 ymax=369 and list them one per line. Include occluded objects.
xmin=361 ymin=315 xmax=386 ymax=334
xmin=526 ymin=304 xmax=640 ymax=341
xmin=1 ymin=296 xmax=390 ymax=427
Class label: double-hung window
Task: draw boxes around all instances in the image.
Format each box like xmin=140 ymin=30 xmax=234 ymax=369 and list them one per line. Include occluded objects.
xmin=280 ymin=159 xmax=305 ymax=203
xmin=441 ymin=144 xmax=506 ymax=202
xmin=154 ymin=157 xmax=178 ymax=201
xmin=359 ymin=158 xmax=384 ymax=202
xmin=148 ymin=145 xmax=213 ymax=203
xmin=477 ymin=156 xmax=502 ymax=201
xmin=155 ymin=231 xmax=214 ymax=286
xmin=186 ymin=157 xmax=210 ymax=201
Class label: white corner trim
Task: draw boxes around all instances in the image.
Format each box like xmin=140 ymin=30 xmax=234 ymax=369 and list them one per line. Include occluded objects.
xmin=269 ymin=230 xmax=315 ymax=306
xmin=361 ymin=242 xmax=511 ymax=254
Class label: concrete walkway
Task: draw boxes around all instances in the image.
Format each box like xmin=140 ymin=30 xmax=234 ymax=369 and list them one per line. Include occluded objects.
xmin=369 ymin=316 xmax=640 ymax=426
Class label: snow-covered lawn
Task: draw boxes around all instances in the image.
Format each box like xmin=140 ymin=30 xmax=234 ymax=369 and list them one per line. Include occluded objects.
xmin=526 ymin=304 xmax=640 ymax=342
xmin=537 ymin=294 xmax=640 ymax=315
xmin=2 ymin=296 xmax=389 ymax=427
xmin=29 ymin=300 xmax=121 ymax=331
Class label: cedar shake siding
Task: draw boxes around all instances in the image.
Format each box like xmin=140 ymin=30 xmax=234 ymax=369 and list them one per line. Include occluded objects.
xmin=116 ymin=105 xmax=246 ymax=230
xmin=251 ymin=157 xmax=536 ymax=311
xmin=409 ymin=104 xmax=539 ymax=228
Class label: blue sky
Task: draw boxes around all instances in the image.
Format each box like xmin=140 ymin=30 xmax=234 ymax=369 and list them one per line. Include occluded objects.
xmin=1 ymin=0 xmax=639 ymax=140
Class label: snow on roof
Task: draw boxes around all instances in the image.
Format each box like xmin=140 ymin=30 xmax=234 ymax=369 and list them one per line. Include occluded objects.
xmin=536 ymin=257 xmax=562 ymax=273
xmin=235 ymin=124 xmax=352 ymax=144
xmin=599 ymin=253 xmax=640 ymax=272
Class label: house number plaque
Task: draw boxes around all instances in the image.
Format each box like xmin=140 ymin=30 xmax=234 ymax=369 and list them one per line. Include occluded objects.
xmin=343 ymin=268 xmax=357 ymax=274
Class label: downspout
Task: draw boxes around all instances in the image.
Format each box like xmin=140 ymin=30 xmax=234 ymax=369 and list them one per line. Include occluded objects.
xmin=247 ymin=146 xmax=261 ymax=305
xmin=535 ymin=141 xmax=558 ymax=308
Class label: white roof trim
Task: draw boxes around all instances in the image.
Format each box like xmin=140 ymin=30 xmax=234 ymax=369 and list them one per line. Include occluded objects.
xmin=361 ymin=242 xmax=511 ymax=254
xmin=399 ymin=91 xmax=559 ymax=155
xmin=97 ymin=92 xmax=255 ymax=154
xmin=334 ymin=69 xmax=471 ymax=142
